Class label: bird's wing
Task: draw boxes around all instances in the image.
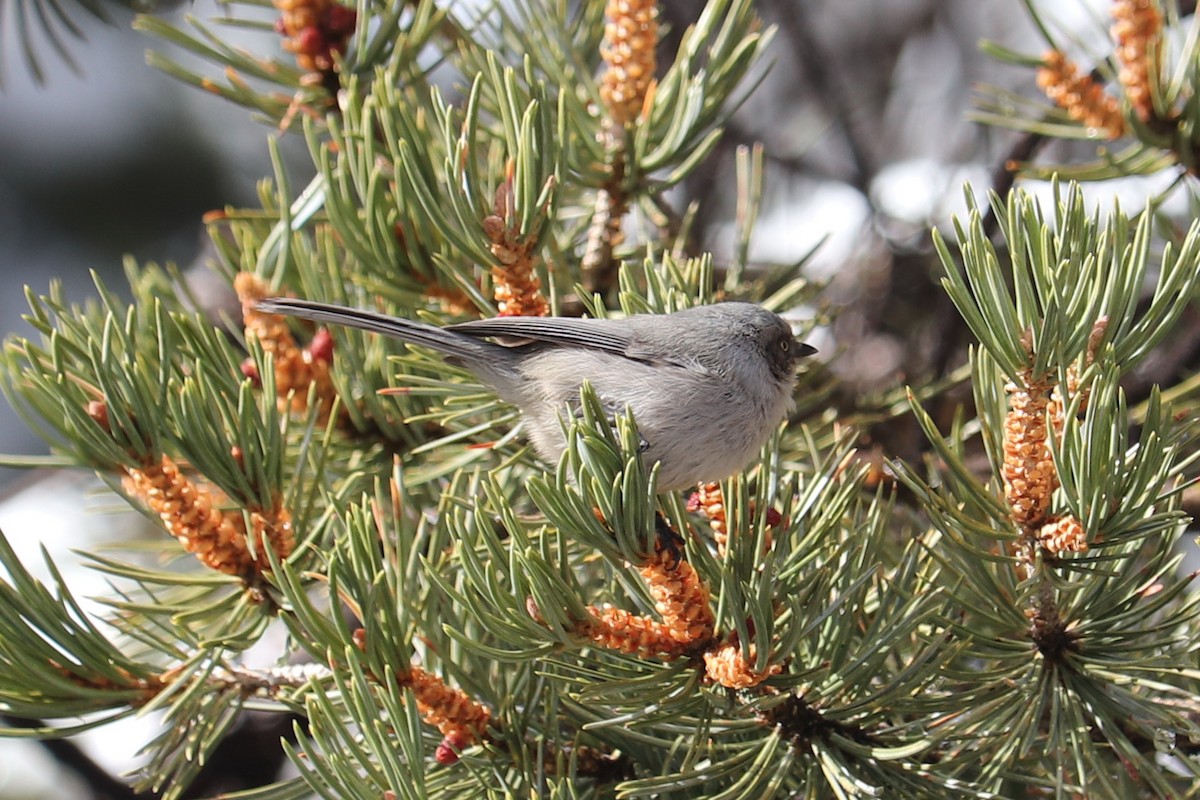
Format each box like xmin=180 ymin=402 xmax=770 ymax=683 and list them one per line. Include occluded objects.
xmin=446 ymin=316 xmax=634 ymax=356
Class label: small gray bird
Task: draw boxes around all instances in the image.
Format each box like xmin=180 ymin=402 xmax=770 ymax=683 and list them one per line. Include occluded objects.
xmin=255 ymin=298 xmax=815 ymax=491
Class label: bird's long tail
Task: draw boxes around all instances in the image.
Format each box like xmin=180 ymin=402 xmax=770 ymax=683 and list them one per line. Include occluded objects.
xmin=254 ymin=298 xmax=497 ymax=361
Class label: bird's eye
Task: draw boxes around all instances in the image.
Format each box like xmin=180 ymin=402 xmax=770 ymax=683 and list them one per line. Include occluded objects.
xmin=779 ymin=339 xmax=789 ymax=352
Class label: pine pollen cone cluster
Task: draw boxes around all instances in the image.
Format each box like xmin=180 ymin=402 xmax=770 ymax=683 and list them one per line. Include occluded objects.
xmin=553 ymin=532 xmax=779 ymax=689
xmin=235 ymin=273 xmax=338 ymax=419
xmin=1037 ymin=515 xmax=1089 ymax=555
xmin=1036 ymin=51 xmax=1125 ymax=139
xmin=87 ymin=398 xmax=294 ymax=580
xmin=1002 ymin=375 xmax=1059 ymax=529
xmin=1036 ymin=0 xmax=1164 ymax=136
xmin=690 ymin=482 xmax=732 ymax=552
xmin=688 ymin=482 xmax=780 ymax=556
xmin=1002 ymin=322 xmax=1105 ymax=556
xmin=1003 ymin=376 xmax=1090 ymax=555
xmin=600 ymin=0 xmax=659 ymax=126
xmin=482 ymin=178 xmax=549 ymax=318
xmin=402 ymin=666 xmax=492 ymax=753
xmin=641 ymin=547 xmax=716 ymax=646
xmin=273 ymin=0 xmax=356 ymax=77
xmin=703 ymin=641 xmax=782 ymax=690
xmin=1112 ymin=0 xmax=1162 ymax=122
xmin=351 ymin=629 xmax=491 ymax=764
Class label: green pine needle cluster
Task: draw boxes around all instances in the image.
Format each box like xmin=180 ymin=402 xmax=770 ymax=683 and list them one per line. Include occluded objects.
xmin=0 ymin=1 xmax=1199 ymax=799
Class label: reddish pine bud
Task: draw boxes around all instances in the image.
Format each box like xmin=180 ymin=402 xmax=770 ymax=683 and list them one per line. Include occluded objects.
xmin=86 ymin=400 xmax=110 ymax=431
xmin=434 ymin=741 xmax=459 ymax=765
xmin=765 ymin=508 xmax=782 ymax=527
xmin=308 ymin=328 xmax=334 ymax=363
xmin=323 ymin=4 xmax=357 ymax=36
xmin=274 ymin=17 xmax=288 ymax=34
xmin=685 ymin=492 xmax=701 ymax=513
xmin=240 ymin=357 xmax=261 ymax=386
xmin=294 ymin=26 xmax=326 ymax=56
xmin=435 ymin=731 xmax=469 ymax=765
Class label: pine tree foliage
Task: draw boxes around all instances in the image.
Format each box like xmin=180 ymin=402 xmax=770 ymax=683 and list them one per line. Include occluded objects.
xmin=1 ymin=1 xmax=1200 ymax=799
xmin=976 ymin=0 xmax=1200 ymax=187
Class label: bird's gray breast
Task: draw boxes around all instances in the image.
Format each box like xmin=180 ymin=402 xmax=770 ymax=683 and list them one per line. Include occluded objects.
xmin=505 ymin=347 xmax=780 ymax=490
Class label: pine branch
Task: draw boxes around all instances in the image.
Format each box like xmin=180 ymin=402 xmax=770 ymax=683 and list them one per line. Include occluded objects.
xmin=902 ymin=183 xmax=1200 ymax=796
